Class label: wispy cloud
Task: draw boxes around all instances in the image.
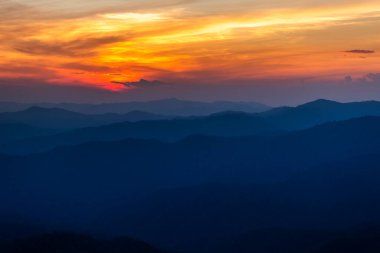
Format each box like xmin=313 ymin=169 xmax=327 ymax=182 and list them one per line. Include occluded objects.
xmin=344 ymin=49 xmax=375 ymax=54
xmin=14 ymin=35 xmax=128 ymax=56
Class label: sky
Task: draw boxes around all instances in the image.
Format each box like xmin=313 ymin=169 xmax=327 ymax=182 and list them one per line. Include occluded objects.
xmin=0 ymin=0 xmax=380 ymax=103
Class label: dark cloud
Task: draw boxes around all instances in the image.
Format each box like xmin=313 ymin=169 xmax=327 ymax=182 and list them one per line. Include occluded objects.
xmin=14 ymin=35 xmax=128 ymax=56
xmin=112 ymin=79 xmax=167 ymax=88
xmin=353 ymin=73 xmax=380 ymax=86
xmin=364 ymin=73 xmax=380 ymax=83
xmin=344 ymin=75 xmax=353 ymax=83
xmin=344 ymin=49 xmax=375 ymax=54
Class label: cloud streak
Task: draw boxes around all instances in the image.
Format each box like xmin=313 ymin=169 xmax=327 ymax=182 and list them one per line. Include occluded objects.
xmin=14 ymin=35 xmax=128 ymax=56
xmin=344 ymin=49 xmax=375 ymax=54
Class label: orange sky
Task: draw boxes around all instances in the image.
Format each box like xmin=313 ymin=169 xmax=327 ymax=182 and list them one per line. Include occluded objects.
xmin=1 ymin=0 xmax=379 ymax=91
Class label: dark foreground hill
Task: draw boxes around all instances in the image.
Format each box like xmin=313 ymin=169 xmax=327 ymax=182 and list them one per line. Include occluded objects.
xmin=0 ymin=233 xmax=169 ymax=253
xmin=311 ymin=227 xmax=380 ymax=253
xmin=120 ymin=154 xmax=380 ymax=251
xmin=212 ymin=227 xmax=380 ymax=253
xmin=212 ymin=228 xmax=339 ymax=253
xmin=1 ymin=228 xmax=379 ymax=253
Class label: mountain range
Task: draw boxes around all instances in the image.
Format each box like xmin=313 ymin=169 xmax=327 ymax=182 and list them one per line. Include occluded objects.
xmin=0 ymin=98 xmax=270 ymax=115
xmin=0 ymin=112 xmax=277 ymax=154
xmin=262 ymin=99 xmax=380 ymax=129
xmin=0 ymin=107 xmax=168 ymax=129
xmin=2 ymin=98 xmax=380 ymax=252
xmin=4 ymin=99 xmax=380 ymax=154
xmin=2 ymin=116 xmax=380 ymax=251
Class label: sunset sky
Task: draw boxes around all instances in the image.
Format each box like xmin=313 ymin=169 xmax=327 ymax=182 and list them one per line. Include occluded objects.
xmin=1 ymin=0 xmax=379 ymax=93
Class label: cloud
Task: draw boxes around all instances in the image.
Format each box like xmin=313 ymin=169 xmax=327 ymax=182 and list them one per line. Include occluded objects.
xmin=0 ymin=0 xmax=36 ymax=21
xmin=5 ymin=0 xmax=198 ymax=20
xmin=112 ymin=79 xmax=167 ymax=88
xmin=14 ymin=35 xmax=128 ymax=56
xmin=2 ymin=0 xmax=380 ymax=89
xmin=364 ymin=73 xmax=380 ymax=83
xmin=344 ymin=49 xmax=375 ymax=54
xmin=344 ymin=75 xmax=353 ymax=82
xmin=353 ymin=73 xmax=380 ymax=85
